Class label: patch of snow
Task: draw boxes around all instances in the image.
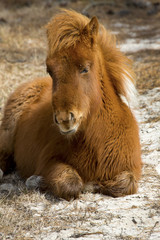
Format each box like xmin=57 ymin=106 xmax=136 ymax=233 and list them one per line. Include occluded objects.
xmin=132 ymin=25 xmax=151 ymax=31
xmin=29 ymin=202 xmax=45 ymax=212
xmin=137 ymin=88 xmax=160 ymax=168
xmin=156 ymin=164 xmax=160 ymax=175
xmin=113 ymin=22 xmax=129 ymax=28
xmin=111 ymin=30 xmax=119 ymax=35
xmin=143 ymin=150 xmax=160 ymax=166
xmin=149 ymin=221 xmax=160 ymax=240
xmin=120 ymin=39 xmax=160 ymax=52
xmin=42 ymin=232 xmax=58 ymax=240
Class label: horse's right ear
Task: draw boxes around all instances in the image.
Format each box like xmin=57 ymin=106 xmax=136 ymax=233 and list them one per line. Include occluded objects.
xmin=82 ymin=16 xmax=99 ymax=46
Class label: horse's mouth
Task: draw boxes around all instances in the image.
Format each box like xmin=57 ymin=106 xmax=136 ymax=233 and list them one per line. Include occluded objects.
xmin=59 ymin=124 xmax=79 ymax=136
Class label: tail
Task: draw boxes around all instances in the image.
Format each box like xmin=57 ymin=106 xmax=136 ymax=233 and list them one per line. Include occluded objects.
xmin=0 ymin=168 xmax=3 ymax=179
xmin=0 ymin=128 xmax=15 ymax=174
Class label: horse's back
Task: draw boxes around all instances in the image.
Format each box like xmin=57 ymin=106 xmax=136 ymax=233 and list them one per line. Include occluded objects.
xmin=1 ymin=76 xmax=52 ymax=131
xmin=1 ymin=76 xmax=54 ymax=177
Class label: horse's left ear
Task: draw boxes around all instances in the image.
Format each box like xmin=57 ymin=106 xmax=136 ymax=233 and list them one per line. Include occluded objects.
xmin=82 ymin=16 xmax=99 ymax=46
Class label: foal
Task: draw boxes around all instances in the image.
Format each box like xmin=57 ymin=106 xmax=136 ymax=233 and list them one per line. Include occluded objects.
xmin=0 ymin=10 xmax=141 ymax=200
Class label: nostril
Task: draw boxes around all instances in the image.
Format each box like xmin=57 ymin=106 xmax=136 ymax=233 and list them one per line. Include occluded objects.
xmin=54 ymin=114 xmax=59 ymax=124
xmin=69 ymin=112 xmax=75 ymax=121
xmin=54 ymin=112 xmax=75 ymax=125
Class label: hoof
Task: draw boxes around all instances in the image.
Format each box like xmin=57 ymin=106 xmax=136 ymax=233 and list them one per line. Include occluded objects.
xmin=83 ymin=182 xmax=101 ymax=193
xmin=25 ymin=175 xmax=43 ymax=190
xmin=0 ymin=183 xmax=16 ymax=194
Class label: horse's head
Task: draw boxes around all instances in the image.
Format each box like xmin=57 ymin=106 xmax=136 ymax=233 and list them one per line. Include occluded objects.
xmin=46 ymin=14 xmax=102 ymax=135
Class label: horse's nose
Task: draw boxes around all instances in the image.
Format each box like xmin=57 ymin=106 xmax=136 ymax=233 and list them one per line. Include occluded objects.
xmin=54 ymin=112 xmax=75 ymax=125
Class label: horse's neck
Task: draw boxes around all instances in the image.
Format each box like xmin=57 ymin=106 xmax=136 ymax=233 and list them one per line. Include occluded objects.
xmin=93 ymin=71 xmax=122 ymax=122
xmin=83 ymin=75 xmax=124 ymax=149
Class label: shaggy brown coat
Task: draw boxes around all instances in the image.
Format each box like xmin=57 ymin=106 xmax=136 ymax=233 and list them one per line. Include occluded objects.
xmin=0 ymin=10 xmax=141 ymax=200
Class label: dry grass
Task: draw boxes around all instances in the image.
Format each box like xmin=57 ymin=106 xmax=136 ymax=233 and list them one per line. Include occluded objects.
xmin=134 ymin=50 xmax=160 ymax=92
xmin=0 ymin=1 xmax=160 ymax=239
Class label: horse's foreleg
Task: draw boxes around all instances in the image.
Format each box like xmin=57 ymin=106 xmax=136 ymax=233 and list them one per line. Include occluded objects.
xmin=39 ymin=162 xmax=84 ymax=200
xmin=93 ymin=171 xmax=138 ymax=197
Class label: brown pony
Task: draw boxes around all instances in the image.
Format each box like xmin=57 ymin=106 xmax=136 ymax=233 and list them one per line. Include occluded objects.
xmin=0 ymin=10 xmax=141 ymax=200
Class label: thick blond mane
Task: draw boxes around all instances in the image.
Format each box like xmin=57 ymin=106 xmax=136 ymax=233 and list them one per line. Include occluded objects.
xmin=46 ymin=9 xmax=137 ymax=105
xmin=98 ymin=24 xmax=137 ymax=106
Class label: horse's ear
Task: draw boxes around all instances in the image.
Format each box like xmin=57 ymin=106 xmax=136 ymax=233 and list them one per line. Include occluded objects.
xmin=88 ymin=16 xmax=99 ymax=36
xmin=82 ymin=16 xmax=99 ymax=46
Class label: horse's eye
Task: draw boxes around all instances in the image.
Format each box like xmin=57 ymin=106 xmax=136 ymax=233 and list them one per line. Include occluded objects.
xmin=80 ymin=68 xmax=88 ymax=74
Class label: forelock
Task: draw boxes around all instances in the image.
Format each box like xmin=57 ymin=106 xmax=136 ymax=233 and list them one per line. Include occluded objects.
xmin=46 ymin=10 xmax=90 ymax=56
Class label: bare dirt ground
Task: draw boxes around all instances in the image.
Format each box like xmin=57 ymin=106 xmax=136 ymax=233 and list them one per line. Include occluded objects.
xmin=0 ymin=0 xmax=160 ymax=239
